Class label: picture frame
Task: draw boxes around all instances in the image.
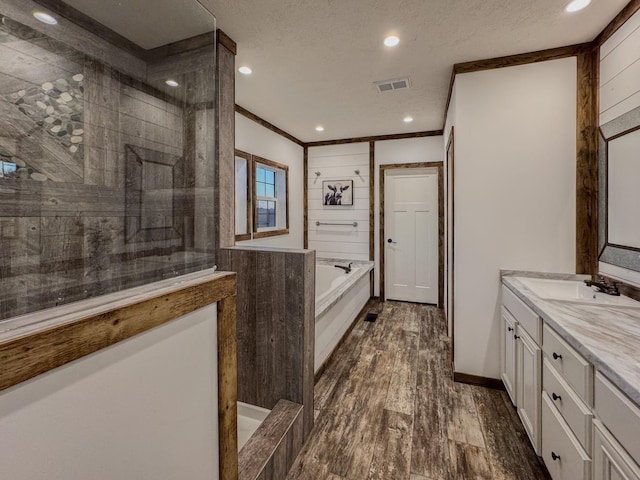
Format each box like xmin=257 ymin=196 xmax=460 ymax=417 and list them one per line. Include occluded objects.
xmin=322 ymin=179 xmax=353 ymax=206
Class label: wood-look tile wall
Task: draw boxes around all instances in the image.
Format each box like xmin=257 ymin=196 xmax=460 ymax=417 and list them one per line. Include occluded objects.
xmin=0 ymin=11 xmax=216 ymax=321
xmin=218 ymin=247 xmax=316 ymax=439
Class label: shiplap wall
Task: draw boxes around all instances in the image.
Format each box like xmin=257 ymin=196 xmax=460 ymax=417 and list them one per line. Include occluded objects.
xmin=599 ymin=9 xmax=640 ymax=285
xmin=307 ymin=143 xmax=370 ymax=260
xmin=600 ymin=9 xmax=640 ymax=125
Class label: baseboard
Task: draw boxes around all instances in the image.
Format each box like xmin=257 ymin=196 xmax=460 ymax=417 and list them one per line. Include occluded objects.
xmin=314 ymin=298 xmax=378 ymax=383
xmin=454 ymin=372 xmax=506 ymax=391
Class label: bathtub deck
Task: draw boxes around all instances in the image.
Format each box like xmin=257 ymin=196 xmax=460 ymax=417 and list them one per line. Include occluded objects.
xmin=286 ymin=301 xmax=551 ymax=480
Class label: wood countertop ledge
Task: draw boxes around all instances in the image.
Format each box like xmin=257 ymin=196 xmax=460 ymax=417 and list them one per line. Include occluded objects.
xmin=0 ymin=269 xmax=236 ymax=393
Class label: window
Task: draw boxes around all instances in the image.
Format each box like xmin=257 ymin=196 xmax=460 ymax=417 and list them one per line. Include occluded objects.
xmin=253 ymin=156 xmax=288 ymax=238
xmin=234 ymin=151 xmax=289 ymax=241
xmin=256 ymin=166 xmax=277 ymax=228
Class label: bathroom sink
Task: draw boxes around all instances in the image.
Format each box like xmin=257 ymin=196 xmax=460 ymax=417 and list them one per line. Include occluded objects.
xmin=514 ymin=277 xmax=640 ymax=308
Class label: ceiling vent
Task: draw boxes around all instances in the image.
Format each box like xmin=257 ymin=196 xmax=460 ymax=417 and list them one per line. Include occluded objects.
xmin=374 ymin=77 xmax=411 ymax=93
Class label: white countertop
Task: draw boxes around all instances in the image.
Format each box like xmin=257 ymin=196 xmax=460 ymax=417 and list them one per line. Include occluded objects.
xmin=502 ymin=272 xmax=640 ymax=406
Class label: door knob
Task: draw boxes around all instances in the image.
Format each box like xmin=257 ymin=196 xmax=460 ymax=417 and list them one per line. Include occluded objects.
xmin=551 ymin=452 xmax=560 ymax=461
xmin=552 ymin=393 xmax=562 ymax=401
xmin=552 ymin=352 xmax=562 ymax=360
xmin=387 ymin=238 xmax=397 ymax=244
xmin=508 ymin=327 xmax=514 ymax=332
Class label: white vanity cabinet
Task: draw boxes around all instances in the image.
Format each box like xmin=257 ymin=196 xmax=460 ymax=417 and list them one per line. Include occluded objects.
xmin=501 ymin=277 xmax=640 ymax=480
xmin=593 ymin=373 xmax=640 ymax=480
xmin=501 ymin=306 xmax=518 ymax=404
xmin=593 ymin=420 xmax=640 ymax=480
xmin=542 ymin=322 xmax=593 ymax=480
xmin=501 ymin=285 xmax=542 ymax=454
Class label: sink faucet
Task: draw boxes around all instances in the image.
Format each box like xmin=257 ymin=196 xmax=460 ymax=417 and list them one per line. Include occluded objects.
xmin=584 ymin=276 xmax=620 ymax=296
xmin=334 ymin=262 xmax=353 ymax=274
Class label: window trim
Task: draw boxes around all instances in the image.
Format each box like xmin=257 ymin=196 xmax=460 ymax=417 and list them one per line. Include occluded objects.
xmin=252 ymin=155 xmax=289 ymax=239
xmin=234 ymin=149 xmax=253 ymax=242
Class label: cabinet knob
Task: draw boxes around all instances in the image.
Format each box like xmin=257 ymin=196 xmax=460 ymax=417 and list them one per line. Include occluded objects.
xmin=551 ymin=452 xmax=560 ymax=461
xmin=514 ymin=335 xmax=520 ymax=340
xmin=552 ymin=393 xmax=562 ymax=402
xmin=552 ymin=352 xmax=562 ymax=360
xmin=508 ymin=327 xmax=514 ymax=332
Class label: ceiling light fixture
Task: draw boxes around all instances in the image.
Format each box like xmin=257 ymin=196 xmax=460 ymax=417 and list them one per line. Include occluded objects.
xmin=315 ymin=126 xmax=324 ymax=132
xmin=403 ymin=116 xmax=414 ymax=123
xmin=165 ymin=79 xmax=179 ymax=87
xmin=238 ymin=66 xmax=252 ymax=75
xmin=565 ymin=0 xmax=591 ymax=12
xmin=33 ymin=11 xmax=58 ymax=25
xmin=384 ymin=35 xmax=400 ymax=47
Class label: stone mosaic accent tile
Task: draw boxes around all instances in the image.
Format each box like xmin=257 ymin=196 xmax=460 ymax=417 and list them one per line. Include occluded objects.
xmin=2 ymin=72 xmax=85 ymax=182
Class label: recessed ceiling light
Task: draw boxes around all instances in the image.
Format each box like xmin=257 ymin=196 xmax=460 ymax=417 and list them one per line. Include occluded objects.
xmin=315 ymin=126 xmax=324 ymax=132
xmin=33 ymin=11 xmax=57 ymax=25
xmin=403 ymin=116 xmax=414 ymax=123
xmin=384 ymin=35 xmax=400 ymax=47
xmin=165 ymin=79 xmax=179 ymax=87
xmin=565 ymin=0 xmax=591 ymax=12
xmin=238 ymin=66 xmax=252 ymax=75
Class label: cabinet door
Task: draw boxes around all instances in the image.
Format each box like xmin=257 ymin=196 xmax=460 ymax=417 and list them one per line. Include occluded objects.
xmin=594 ymin=420 xmax=640 ymax=480
xmin=517 ymin=326 xmax=542 ymax=454
xmin=501 ymin=307 xmax=517 ymax=405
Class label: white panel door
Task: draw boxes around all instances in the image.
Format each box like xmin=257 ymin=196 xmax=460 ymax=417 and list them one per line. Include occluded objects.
xmin=385 ymin=168 xmax=438 ymax=304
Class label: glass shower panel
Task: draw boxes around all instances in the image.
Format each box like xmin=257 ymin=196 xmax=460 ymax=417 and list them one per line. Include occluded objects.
xmin=0 ymin=0 xmax=216 ymax=322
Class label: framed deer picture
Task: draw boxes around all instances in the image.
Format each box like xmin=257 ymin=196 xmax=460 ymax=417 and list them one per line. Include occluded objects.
xmin=323 ymin=180 xmax=353 ymax=206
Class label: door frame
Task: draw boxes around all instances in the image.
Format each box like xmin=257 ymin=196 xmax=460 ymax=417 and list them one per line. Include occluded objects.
xmin=380 ymin=162 xmax=444 ymax=305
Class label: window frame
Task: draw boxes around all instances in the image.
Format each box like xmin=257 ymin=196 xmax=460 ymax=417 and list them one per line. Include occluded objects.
xmin=234 ymin=149 xmax=252 ymax=242
xmin=252 ymin=155 xmax=289 ymax=239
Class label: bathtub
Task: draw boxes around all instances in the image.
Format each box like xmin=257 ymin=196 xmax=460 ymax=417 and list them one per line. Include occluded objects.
xmin=237 ymin=401 xmax=271 ymax=450
xmin=315 ymin=259 xmax=374 ymax=372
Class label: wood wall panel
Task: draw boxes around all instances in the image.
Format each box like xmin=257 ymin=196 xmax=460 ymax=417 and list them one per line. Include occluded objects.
xmin=576 ymin=47 xmax=599 ymax=275
xmin=238 ymin=400 xmax=304 ymax=480
xmin=218 ymin=247 xmax=315 ymax=439
xmin=215 ymin=33 xmax=236 ymax=250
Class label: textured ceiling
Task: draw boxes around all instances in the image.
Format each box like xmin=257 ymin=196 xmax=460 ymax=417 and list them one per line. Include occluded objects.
xmin=202 ymin=0 xmax=626 ymax=141
xmin=63 ymin=0 xmax=216 ymax=49
xmin=66 ymin=0 xmax=627 ymax=142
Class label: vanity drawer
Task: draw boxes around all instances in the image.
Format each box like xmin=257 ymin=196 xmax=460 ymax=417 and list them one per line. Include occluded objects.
xmin=543 ymin=324 xmax=593 ymax=406
xmin=502 ymin=285 xmax=541 ymax=343
xmin=543 ymin=358 xmax=593 ymax=454
xmin=595 ymin=372 xmax=640 ymax=465
xmin=542 ymin=394 xmax=591 ymax=480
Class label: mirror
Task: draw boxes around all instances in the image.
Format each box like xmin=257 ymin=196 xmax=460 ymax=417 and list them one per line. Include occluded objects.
xmin=599 ymin=105 xmax=640 ymax=272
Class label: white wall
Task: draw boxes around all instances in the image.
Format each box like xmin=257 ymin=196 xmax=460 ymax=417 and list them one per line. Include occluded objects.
xmin=374 ymin=137 xmax=443 ymax=297
xmin=0 ymin=305 xmax=219 ymax=480
xmin=450 ymin=58 xmax=577 ymax=379
xmin=235 ymin=113 xmax=304 ymax=249
xmin=307 ymin=143 xmax=370 ymax=260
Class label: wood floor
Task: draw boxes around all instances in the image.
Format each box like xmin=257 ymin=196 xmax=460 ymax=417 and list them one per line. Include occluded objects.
xmin=286 ymin=301 xmax=551 ymax=480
